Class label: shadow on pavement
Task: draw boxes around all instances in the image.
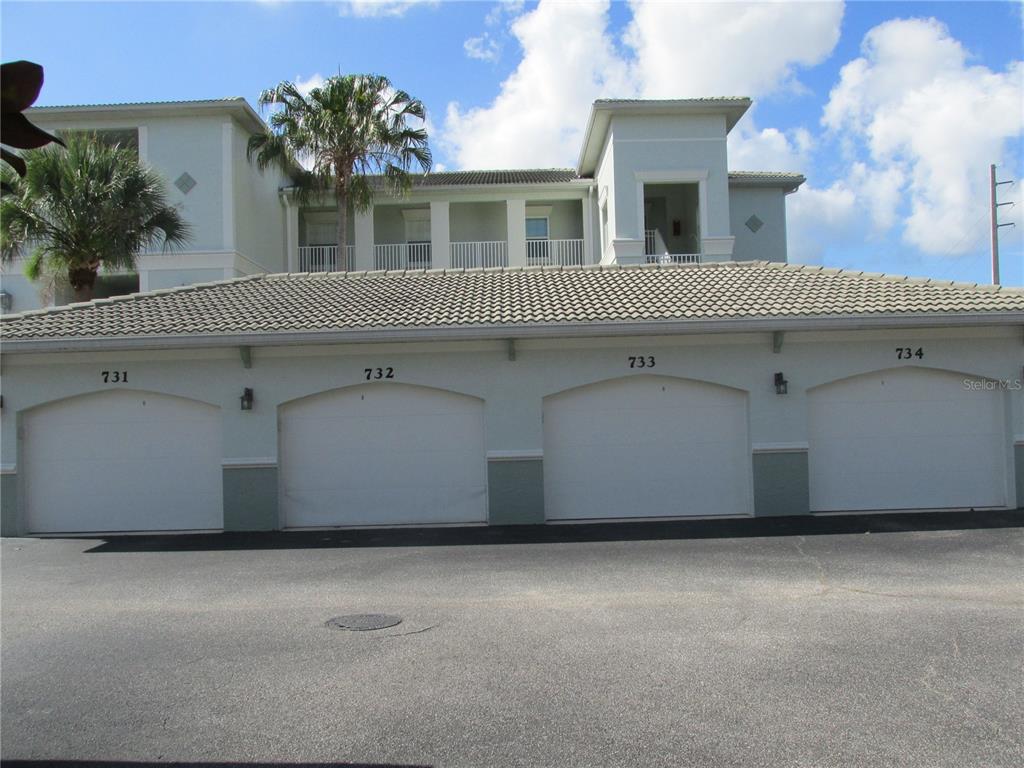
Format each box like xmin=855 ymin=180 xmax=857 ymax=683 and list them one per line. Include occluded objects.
xmin=74 ymin=509 xmax=1024 ymax=554
xmin=1 ymin=762 xmax=428 ymax=768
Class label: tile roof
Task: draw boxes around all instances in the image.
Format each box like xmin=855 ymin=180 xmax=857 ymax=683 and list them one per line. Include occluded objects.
xmin=2 ymin=262 xmax=1021 ymax=348
xmin=402 ymin=169 xmax=582 ymax=187
xmin=28 ymin=98 xmax=249 ymax=110
xmin=728 ymin=171 xmax=806 ymax=187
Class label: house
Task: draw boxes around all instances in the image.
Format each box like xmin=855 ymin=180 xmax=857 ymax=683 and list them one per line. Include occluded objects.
xmin=0 ymin=97 xmax=1021 ymax=536
xmin=1 ymin=97 xmax=800 ymax=313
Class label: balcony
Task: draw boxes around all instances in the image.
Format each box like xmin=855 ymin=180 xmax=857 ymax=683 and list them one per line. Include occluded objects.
xmin=374 ymin=242 xmax=431 ymax=271
xmin=526 ymin=238 xmax=585 ymax=267
xmin=450 ymin=240 xmax=508 ymax=269
xmin=644 ymin=229 xmax=701 ymax=265
xmin=298 ymin=245 xmax=353 ymax=272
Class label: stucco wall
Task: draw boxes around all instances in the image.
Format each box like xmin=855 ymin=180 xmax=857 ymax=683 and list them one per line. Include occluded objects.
xmin=2 ymin=326 xmax=1019 ymax=532
xmin=609 ymin=114 xmax=731 ymax=241
xmin=527 ymin=200 xmax=584 ymax=240
xmin=373 ymin=204 xmax=430 ymax=244
xmin=0 ymin=267 xmax=45 ymax=315
xmin=232 ymin=122 xmax=288 ymax=272
xmin=450 ymin=202 xmax=507 ymax=243
xmin=729 ymin=186 xmax=789 ymax=263
xmin=142 ymin=117 xmax=227 ymax=252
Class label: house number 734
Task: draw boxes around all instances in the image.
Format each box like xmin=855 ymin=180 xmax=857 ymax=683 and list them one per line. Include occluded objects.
xmin=896 ymin=347 xmax=924 ymax=360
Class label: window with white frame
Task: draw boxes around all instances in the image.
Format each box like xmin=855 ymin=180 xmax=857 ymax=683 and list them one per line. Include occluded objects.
xmin=402 ymin=209 xmax=431 ymax=243
xmin=525 ymin=216 xmax=549 ymax=240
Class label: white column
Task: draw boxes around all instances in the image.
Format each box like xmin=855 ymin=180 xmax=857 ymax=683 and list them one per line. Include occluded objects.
xmin=582 ymin=194 xmax=594 ymax=265
xmin=285 ymin=197 xmax=299 ymax=272
xmin=354 ymin=207 xmax=374 ymax=271
xmin=506 ymin=198 xmax=526 ymax=267
xmin=221 ymin=121 xmax=235 ymax=253
xmin=430 ymin=201 xmax=450 ymax=270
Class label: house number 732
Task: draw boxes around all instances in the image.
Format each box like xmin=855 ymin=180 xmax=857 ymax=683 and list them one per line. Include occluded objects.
xmin=101 ymin=370 xmax=128 ymax=383
xmin=364 ymin=367 xmax=395 ymax=380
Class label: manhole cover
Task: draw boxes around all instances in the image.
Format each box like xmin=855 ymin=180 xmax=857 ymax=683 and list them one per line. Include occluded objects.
xmin=326 ymin=614 xmax=402 ymax=631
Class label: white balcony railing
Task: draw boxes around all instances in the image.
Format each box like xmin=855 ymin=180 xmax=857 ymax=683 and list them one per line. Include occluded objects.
xmin=450 ymin=240 xmax=508 ymax=269
xmin=645 ymin=253 xmax=701 ymax=265
xmin=645 ymin=229 xmax=657 ymax=255
xmin=298 ymin=245 xmax=354 ymax=272
xmin=526 ymin=238 xmax=585 ymax=267
xmin=374 ymin=242 xmax=432 ymax=271
xmin=644 ymin=228 xmax=700 ymax=264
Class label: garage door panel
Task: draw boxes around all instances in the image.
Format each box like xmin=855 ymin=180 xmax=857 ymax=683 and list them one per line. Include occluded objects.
xmin=280 ymin=384 xmax=487 ymax=527
xmin=24 ymin=390 xmax=223 ymax=533
xmin=809 ymin=368 xmax=1006 ymax=512
xmin=544 ymin=375 xmax=751 ymax=520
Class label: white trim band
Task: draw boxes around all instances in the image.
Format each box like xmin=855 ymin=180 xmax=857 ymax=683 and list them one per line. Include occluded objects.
xmin=0 ymin=463 xmax=16 ymax=475
xmin=752 ymin=442 xmax=810 ymax=454
xmin=487 ymin=449 xmax=543 ymax=461
xmin=222 ymin=458 xmax=277 ymax=469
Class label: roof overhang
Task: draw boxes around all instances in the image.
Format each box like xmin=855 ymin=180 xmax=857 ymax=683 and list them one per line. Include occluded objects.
xmin=728 ymin=173 xmax=806 ymax=193
xmin=3 ymin=312 xmax=1020 ymax=355
xmin=577 ymin=98 xmax=752 ymax=176
xmin=27 ymin=98 xmax=267 ymax=135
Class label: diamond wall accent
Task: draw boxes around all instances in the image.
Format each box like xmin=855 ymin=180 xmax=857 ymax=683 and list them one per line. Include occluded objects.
xmin=745 ymin=214 xmax=764 ymax=233
xmin=174 ymin=172 xmax=197 ymax=195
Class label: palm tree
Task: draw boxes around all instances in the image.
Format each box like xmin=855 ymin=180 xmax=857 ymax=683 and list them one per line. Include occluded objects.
xmin=247 ymin=74 xmax=432 ymax=261
xmin=1 ymin=133 xmax=191 ymax=302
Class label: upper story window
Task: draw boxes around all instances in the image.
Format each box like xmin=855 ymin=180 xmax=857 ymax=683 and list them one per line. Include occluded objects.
xmin=525 ymin=217 xmax=549 ymax=240
xmin=402 ymin=208 xmax=431 ymax=244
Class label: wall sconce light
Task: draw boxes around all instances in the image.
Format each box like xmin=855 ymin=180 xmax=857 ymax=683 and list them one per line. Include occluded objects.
xmin=774 ymin=372 xmax=788 ymax=395
xmin=240 ymin=387 xmax=254 ymax=411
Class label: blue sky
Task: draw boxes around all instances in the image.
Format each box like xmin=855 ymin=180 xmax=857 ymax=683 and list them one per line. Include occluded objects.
xmin=3 ymin=1 xmax=1022 ymax=284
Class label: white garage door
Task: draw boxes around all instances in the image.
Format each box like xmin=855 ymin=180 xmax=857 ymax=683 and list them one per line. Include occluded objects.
xmin=544 ymin=375 xmax=752 ymax=520
xmin=24 ymin=390 xmax=223 ymax=534
xmin=279 ymin=384 xmax=487 ymax=527
xmin=809 ymin=368 xmax=1007 ymax=512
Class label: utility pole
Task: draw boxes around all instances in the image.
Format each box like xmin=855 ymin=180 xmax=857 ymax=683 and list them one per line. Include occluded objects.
xmin=989 ymin=164 xmax=1014 ymax=285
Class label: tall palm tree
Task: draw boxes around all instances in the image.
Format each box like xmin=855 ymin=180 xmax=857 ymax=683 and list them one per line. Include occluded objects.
xmin=247 ymin=74 xmax=432 ymax=260
xmin=1 ymin=133 xmax=191 ymax=302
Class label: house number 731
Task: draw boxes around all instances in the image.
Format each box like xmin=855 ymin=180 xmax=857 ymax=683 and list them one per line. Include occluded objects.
xmin=101 ymin=370 xmax=128 ymax=383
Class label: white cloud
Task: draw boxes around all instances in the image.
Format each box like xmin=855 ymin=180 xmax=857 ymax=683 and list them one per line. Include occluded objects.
xmin=442 ymin=0 xmax=631 ymax=169
xmin=624 ymin=0 xmax=843 ymax=98
xmin=727 ymin=115 xmax=811 ymax=173
xmin=294 ymin=73 xmax=326 ymax=97
xmin=338 ymin=0 xmax=438 ymax=18
xmin=441 ymin=0 xmax=843 ymax=170
xmin=464 ymin=34 xmax=501 ymax=63
xmin=820 ymin=17 xmax=1023 ymax=256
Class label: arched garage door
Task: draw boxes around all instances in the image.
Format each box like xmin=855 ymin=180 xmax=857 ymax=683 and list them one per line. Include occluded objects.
xmin=808 ymin=368 xmax=1008 ymax=512
xmin=23 ymin=390 xmax=223 ymax=534
xmin=543 ymin=375 xmax=752 ymax=520
xmin=279 ymin=384 xmax=487 ymax=527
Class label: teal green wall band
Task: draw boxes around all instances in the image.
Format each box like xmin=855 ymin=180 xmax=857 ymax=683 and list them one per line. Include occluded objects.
xmin=753 ymin=451 xmax=810 ymax=517
xmin=1015 ymin=444 xmax=1023 ymax=510
xmin=488 ymin=459 xmax=545 ymax=525
xmin=223 ymin=466 xmax=278 ymax=531
xmin=1 ymin=474 xmax=18 ymax=536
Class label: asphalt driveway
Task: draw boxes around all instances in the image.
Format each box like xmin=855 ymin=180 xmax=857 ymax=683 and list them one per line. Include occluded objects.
xmin=2 ymin=512 xmax=1022 ymax=768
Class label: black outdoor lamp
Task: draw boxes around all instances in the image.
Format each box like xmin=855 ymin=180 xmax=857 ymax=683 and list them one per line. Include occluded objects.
xmin=240 ymin=387 xmax=254 ymax=411
xmin=774 ymin=372 xmax=788 ymax=395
